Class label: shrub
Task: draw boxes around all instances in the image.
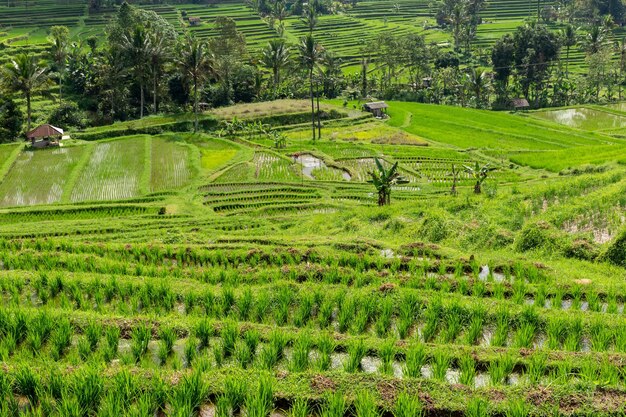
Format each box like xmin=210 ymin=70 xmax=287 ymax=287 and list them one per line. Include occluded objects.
xmin=514 ymin=221 xmax=560 ymax=252
xmin=48 ymin=102 xmax=87 ymax=129
xmin=418 ymin=212 xmax=450 ymax=243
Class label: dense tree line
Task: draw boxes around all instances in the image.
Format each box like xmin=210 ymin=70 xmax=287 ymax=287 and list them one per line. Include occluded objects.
xmin=2 ymin=0 xmax=626 ymax=142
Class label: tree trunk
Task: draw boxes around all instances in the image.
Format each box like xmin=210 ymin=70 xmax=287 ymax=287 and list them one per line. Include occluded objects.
xmin=474 ymin=182 xmax=481 ymax=194
xmin=378 ymin=190 xmax=385 ymax=206
xmin=153 ymin=69 xmax=158 ymax=114
xmin=26 ymin=93 xmax=31 ymax=131
xmin=59 ymin=74 xmax=63 ymax=103
xmin=193 ymin=76 xmax=199 ymax=133
xmin=566 ymin=46 xmax=570 ymax=78
xmin=309 ymin=69 xmax=316 ymax=141
xmin=316 ymin=82 xmax=321 ymax=140
xmin=140 ymin=83 xmax=144 ymax=118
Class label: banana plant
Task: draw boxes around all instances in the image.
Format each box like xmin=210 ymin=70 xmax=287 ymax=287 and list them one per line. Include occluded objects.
xmin=463 ymin=162 xmax=496 ymax=194
xmin=368 ymin=158 xmax=409 ymax=206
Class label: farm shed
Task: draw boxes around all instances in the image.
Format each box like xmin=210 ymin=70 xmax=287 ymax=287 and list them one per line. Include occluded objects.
xmin=510 ymin=98 xmax=530 ymax=111
xmin=188 ymin=17 xmax=201 ymax=26
xmin=363 ymin=101 xmax=389 ymax=118
xmin=26 ymin=124 xmax=64 ymax=148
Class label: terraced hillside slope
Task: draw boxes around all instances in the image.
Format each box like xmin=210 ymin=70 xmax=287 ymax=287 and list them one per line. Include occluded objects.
xmin=0 ymin=100 xmax=626 ymax=416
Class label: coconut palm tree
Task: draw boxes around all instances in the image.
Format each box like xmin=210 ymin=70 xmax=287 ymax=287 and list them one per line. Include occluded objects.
xmin=2 ymin=53 xmax=49 ymax=131
xmin=147 ymin=31 xmax=171 ymax=114
xmin=580 ymin=25 xmax=608 ymax=56
xmin=261 ymin=39 xmax=290 ymax=91
xmin=465 ymin=67 xmax=489 ymax=107
xmin=463 ymin=162 xmax=496 ymax=194
xmin=298 ymin=35 xmax=324 ymax=141
xmin=560 ymin=24 xmax=577 ymax=77
xmin=368 ymin=158 xmax=409 ymax=206
xmin=177 ymin=35 xmax=213 ymax=133
xmin=122 ymin=26 xmax=151 ymax=118
xmin=48 ymin=26 xmax=69 ymax=102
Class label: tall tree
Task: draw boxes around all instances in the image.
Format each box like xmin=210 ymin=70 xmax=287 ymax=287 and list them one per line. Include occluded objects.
xmin=177 ymin=35 xmax=213 ymax=132
xmin=560 ymin=24 xmax=577 ymax=77
xmin=260 ymin=39 xmax=290 ymax=91
xmin=47 ymin=25 xmax=70 ymax=102
xmin=298 ymin=35 xmax=324 ymax=141
xmin=2 ymin=54 xmax=49 ymax=131
xmin=122 ymin=26 xmax=151 ymax=118
xmin=147 ymin=31 xmax=171 ymax=114
xmin=208 ymin=17 xmax=247 ymax=106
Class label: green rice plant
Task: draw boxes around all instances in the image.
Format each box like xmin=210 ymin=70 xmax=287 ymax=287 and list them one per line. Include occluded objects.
xmin=184 ymin=293 xmax=196 ymax=315
xmin=615 ymin=325 xmax=626 ymax=352
xmin=512 ymin=279 xmax=526 ymax=304
xmin=224 ymin=376 xmax=247 ymax=413
xmin=338 ymin=296 xmax=356 ymax=333
xmin=549 ymin=361 xmax=572 ymax=384
xmin=572 ymin=285 xmax=582 ymax=310
xmin=534 ymin=284 xmax=546 ymax=308
xmin=273 ymin=286 xmax=292 ymax=326
xmin=505 ymin=399 xmax=529 ymax=417
xmin=85 ymin=321 xmax=102 ymax=352
xmin=169 ymin=370 xmax=208 ymax=416
xmin=315 ymin=332 xmax=335 ymax=371
xmin=393 ymin=391 xmax=423 ymax=417
xmin=245 ymin=374 xmax=274 ymax=417
xmin=465 ymin=308 xmax=485 ymax=345
xmin=465 ymin=398 xmax=489 ymax=417
xmin=237 ymin=288 xmax=253 ymax=321
xmin=526 ymin=352 xmax=547 ymax=385
xmin=289 ymin=332 xmax=312 ymax=372
xmin=27 ymin=312 xmax=53 ymax=353
xmin=77 ymin=337 xmax=92 ymax=361
xmin=587 ymin=289 xmax=601 ymax=312
xmin=12 ymin=366 xmax=40 ymax=405
xmin=459 ymin=352 xmax=476 ymax=386
xmin=158 ymin=326 xmax=176 ymax=364
xmin=472 ymin=280 xmax=486 ymax=298
xmin=253 ymin=291 xmax=271 ymax=324
xmin=216 ymin=395 xmax=233 ymax=417
xmin=431 ymin=349 xmax=450 ymax=382
xmin=235 ymin=340 xmax=254 ymax=369
xmin=195 ymin=320 xmax=213 ymax=350
xmin=375 ymin=297 xmax=393 ymax=337
xmin=607 ymin=289 xmax=618 ymax=314
xmin=221 ymin=287 xmax=236 ymax=316
xmin=213 ymin=341 xmax=224 ymax=368
xmin=492 ymin=309 xmax=510 ymax=347
xmin=354 ymin=390 xmax=379 ymax=417
xmin=442 ymin=303 xmax=463 ymax=343
xmin=344 ymin=339 xmax=366 ymax=373
xmin=379 ymin=338 xmax=396 ymax=375
xmin=221 ymin=321 xmax=239 ymax=357
xmin=590 ymin=322 xmax=613 ymax=352
xmin=564 ymin=319 xmax=583 ymax=351
xmin=56 ymin=395 xmax=83 ymax=417
xmin=353 ymin=296 xmax=376 ymax=335
xmin=50 ymin=318 xmax=72 ymax=360
xmin=294 ymin=293 xmax=314 ymax=328
xmin=103 ymin=326 xmax=120 ymax=362
xmin=397 ymin=293 xmax=419 ymax=339
xmin=185 ymin=337 xmax=198 ymax=367
xmin=244 ymin=329 xmax=261 ymax=355
xmin=493 ymin=282 xmax=505 ymax=300
xmin=546 ymin=318 xmax=565 ymax=350
xmin=404 ymin=342 xmax=426 ymax=378
xmin=290 ymin=397 xmax=309 ymax=417
xmin=599 ymin=357 xmax=620 ymax=386
xmin=421 ymin=300 xmax=442 ymax=343
xmin=318 ymin=298 xmax=334 ymax=329
xmin=131 ymin=323 xmax=151 ymax=363
xmin=489 ymin=354 xmax=515 ymax=385
xmin=579 ymin=358 xmax=598 ymax=383
xmin=73 ymin=367 xmax=103 ymax=414
xmin=513 ymin=323 xmax=536 ymax=349
xmin=552 ymin=287 xmax=564 ymax=309
xmin=320 ymin=391 xmax=346 ymax=417
xmin=258 ymin=330 xmax=288 ymax=370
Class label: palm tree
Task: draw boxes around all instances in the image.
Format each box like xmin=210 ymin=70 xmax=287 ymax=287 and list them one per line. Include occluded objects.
xmin=122 ymin=26 xmax=151 ymax=118
xmin=48 ymin=26 xmax=69 ymax=102
xmin=465 ymin=68 xmax=489 ymax=107
xmin=298 ymin=35 xmax=324 ymax=141
xmin=2 ymin=54 xmax=49 ymax=131
xmin=463 ymin=162 xmax=496 ymax=194
xmin=368 ymin=158 xmax=409 ymax=206
xmin=177 ymin=35 xmax=213 ymax=132
xmin=147 ymin=31 xmax=171 ymax=114
xmin=560 ymin=24 xmax=577 ymax=77
xmin=580 ymin=25 xmax=607 ymax=56
xmin=261 ymin=39 xmax=290 ymax=91
xmin=302 ymin=1 xmax=318 ymax=34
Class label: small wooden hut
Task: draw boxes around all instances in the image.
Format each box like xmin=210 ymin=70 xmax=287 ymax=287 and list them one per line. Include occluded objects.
xmin=188 ymin=17 xmax=201 ymax=26
xmin=26 ymin=124 xmax=64 ymax=148
xmin=510 ymin=98 xmax=530 ymax=111
xmin=363 ymin=101 xmax=389 ymax=118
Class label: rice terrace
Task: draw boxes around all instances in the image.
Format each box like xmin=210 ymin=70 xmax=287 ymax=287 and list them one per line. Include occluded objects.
xmin=2 ymin=0 xmax=626 ymax=416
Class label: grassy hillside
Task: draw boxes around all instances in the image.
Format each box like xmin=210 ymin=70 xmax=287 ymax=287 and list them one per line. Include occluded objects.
xmin=1 ymin=99 xmax=626 ymax=416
